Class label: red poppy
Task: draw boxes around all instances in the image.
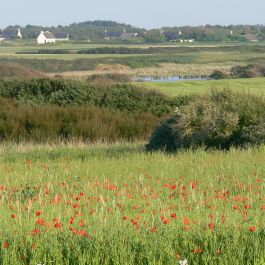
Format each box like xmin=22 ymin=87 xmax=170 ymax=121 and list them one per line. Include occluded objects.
xmin=171 ymin=213 xmax=177 ymax=219
xmin=36 ymin=219 xmax=45 ymax=225
xmin=54 ymin=223 xmax=63 ymax=229
xmin=208 ymin=222 xmax=215 ymax=230
xmin=79 ymin=229 xmax=87 ymax=236
xmin=35 ymin=210 xmax=41 ymax=216
xmin=170 ymin=184 xmax=177 ymax=190
xmin=249 ymin=226 xmax=256 ymax=232
xmin=11 ymin=214 xmax=17 ymax=219
xmin=3 ymin=242 xmax=9 ymax=249
xmin=163 ymin=218 xmax=170 ymax=225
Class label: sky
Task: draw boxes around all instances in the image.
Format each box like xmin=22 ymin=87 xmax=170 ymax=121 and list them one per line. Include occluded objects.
xmin=1 ymin=0 xmax=264 ymax=29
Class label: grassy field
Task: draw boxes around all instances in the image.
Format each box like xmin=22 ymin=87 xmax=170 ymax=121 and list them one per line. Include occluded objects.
xmin=0 ymin=143 xmax=264 ymax=264
xmin=1 ymin=42 xmax=265 ymax=76
xmin=141 ymin=78 xmax=265 ymax=96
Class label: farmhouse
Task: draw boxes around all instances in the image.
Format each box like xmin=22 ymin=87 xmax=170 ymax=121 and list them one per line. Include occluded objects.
xmin=37 ymin=31 xmax=69 ymax=44
xmin=104 ymin=30 xmax=138 ymax=40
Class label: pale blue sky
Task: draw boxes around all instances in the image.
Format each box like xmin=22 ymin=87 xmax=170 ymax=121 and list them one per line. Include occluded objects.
xmin=1 ymin=0 xmax=264 ymax=29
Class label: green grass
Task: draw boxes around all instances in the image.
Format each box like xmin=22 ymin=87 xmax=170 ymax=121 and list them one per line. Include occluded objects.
xmin=140 ymin=78 xmax=265 ymax=96
xmin=0 ymin=143 xmax=264 ymax=264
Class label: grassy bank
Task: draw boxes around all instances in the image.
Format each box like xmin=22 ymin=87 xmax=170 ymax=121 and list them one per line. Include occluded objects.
xmin=0 ymin=143 xmax=264 ymax=264
xmin=141 ymin=78 xmax=265 ymax=96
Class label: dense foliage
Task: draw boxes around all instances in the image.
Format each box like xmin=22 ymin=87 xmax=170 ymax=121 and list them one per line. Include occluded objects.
xmin=0 ymin=78 xmax=190 ymax=116
xmin=231 ymin=64 xmax=265 ymax=78
xmin=147 ymin=90 xmax=265 ymax=151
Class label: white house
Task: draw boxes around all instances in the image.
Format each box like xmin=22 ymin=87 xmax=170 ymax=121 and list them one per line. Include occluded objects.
xmin=37 ymin=31 xmax=56 ymax=44
xmin=37 ymin=31 xmax=69 ymax=44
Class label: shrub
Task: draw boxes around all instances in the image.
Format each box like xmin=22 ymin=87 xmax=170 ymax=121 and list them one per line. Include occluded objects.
xmin=230 ymin=64 xmax=265 ymax=78
xmin=209 ymin=70 xmax=229 ymax=80
xmin=146 ymin=90 xmax=265 ymax=152
xmin=0 ymin=78 xmax=192 ymax=116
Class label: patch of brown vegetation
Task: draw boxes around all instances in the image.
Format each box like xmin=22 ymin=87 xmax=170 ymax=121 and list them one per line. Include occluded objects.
xmin=0 ymin=63 xmax=45 ymax=79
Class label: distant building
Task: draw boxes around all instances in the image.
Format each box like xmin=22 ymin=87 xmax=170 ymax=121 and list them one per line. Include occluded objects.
xmin=104 ymin=31 xmax=122 ymax=40
xmin=120 ymin=32 xmax=138 ymax=40
xmin=37 ymin=31 xmax=69 ymax=44
xmin=163 ymin=32 xmax=180 ymax=42
xmin=53 ymin=32 xmax=69 ymax=41
xmin=104 ymin=30 xmax=138 ymax=40
xmin=0 ymin=28 xmax=22 ymax=40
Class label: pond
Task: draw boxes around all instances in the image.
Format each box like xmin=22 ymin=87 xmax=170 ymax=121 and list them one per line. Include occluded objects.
xmin=133 ymin=75 xmax=210 ymax=82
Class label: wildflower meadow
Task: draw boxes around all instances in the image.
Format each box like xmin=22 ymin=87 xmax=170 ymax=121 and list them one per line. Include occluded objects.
xmin=0 ymin=143 xmax=264 ymax=264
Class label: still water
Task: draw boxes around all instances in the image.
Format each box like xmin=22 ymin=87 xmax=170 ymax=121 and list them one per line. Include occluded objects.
xmin=133 ymin=75 xmax=210 ymax=82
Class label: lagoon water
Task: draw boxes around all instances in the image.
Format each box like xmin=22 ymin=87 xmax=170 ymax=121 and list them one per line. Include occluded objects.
xmin=133 ymin=75 xmax=210 ymax=82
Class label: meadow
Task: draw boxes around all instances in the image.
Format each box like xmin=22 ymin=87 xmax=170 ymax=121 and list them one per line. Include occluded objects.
xmin=0 ymin=143 xmax=264 ymax=264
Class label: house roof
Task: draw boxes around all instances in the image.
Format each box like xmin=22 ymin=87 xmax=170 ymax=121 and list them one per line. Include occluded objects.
xmin=105 ymin=32 xmax=122 ymax=38
xmin=1 ymin=28 xmax=19 ymax=39
xmin=42 ymin=31 xmax=55 ymax=39
xmin=163 ymin=32 xmax=180 ymax=41
xmin=54 ymin=32 xmax=68 ymax=39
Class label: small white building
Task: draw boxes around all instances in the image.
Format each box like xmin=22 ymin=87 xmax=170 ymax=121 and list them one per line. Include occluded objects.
xmin=37 ymin=31 xmax=69 ymax=44
xmin=37 ymin=31 xmax=56 ymax=44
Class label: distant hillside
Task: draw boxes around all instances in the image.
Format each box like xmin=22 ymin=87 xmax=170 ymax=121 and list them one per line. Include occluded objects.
xmin=1 ymin=21 xmax=265 ymax=43
xmin=18 ymin=20 xmax=145 ymax=41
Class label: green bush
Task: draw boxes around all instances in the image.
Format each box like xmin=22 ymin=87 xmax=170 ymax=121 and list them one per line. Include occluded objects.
xmin=146 ymin=90 xmax=265 ymax=152
xmin=209 ymin=70 xmax=229 ymax=80
xmin=230 ymin=64 xmax=265 ymax=78
xmin=0 ymin=78 xmax=191 ymax=116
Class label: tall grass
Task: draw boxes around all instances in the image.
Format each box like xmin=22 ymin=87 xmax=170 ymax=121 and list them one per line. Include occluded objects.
xmin=0 ymin=98 xmax=164 ymax=142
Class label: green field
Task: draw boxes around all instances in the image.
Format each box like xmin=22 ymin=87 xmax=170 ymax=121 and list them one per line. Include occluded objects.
xmin=141 ymin=78 xmax=265 ymax=96
xmin=0 ymin=143 xmax=264 ymax=264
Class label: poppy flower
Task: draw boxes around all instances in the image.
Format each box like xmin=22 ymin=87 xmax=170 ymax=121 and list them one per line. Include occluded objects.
xmin=35 ymin=210 xmax=41 ymax=216
xmin=79 ymin=229 xmax=87 ymax=236
xmin=3 ymin=242 xmax=9 ymax=249
xmin=163 ymin=218 xmax=170 ymax=225
xmin=249 ymin=226 xmax=256 ymax=232
xmin=54 ymin=223 xmax=63 ymax=229
xmin=208 ymin=222 xmax=215 ymax=230
xmin=36 ymin=219 xmax=45 ymax=225
xmin=171 ymin=213 xmax=177 ymax=219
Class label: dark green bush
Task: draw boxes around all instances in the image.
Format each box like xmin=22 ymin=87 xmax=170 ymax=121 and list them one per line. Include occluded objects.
xmin=0 ymin=78 xmax=192 ymax=116
xmin=230 ymin=64 xmax=265 ymax=78
xmin=209 ymin=70 xmax=229 ymax=80
xmin=146 ymin=90 xmax=265 ymax=152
